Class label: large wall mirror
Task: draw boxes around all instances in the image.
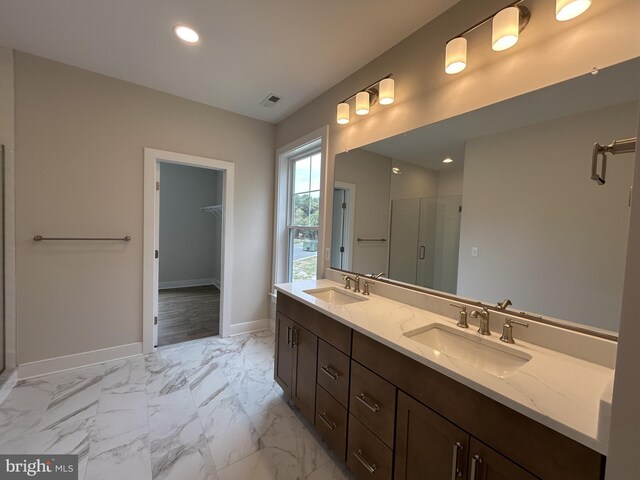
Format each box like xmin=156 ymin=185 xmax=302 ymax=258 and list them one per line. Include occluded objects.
xmin=331 ymin=58 xmax=639 ymax=334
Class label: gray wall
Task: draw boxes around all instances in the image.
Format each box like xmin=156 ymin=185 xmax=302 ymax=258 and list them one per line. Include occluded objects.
xmin=15 ymin=52 xmax=275 ymax=364
xmin=159 ymin=163 xmax=222 ymax=286
xmin=457 ymin=102 xmax=638 ymax=331
xmin=0 ymin=47 xmax=16 ymax=370
xmin=334 ymin=149 xmax=391 ymax=274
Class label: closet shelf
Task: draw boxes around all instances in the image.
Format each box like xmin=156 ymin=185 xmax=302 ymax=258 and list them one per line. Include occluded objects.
xmin=201 ymin=205 xmax=223 ymax=218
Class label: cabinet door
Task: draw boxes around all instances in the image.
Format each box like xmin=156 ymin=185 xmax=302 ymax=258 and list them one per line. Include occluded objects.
xmin=467 ymin=438 xmax=539 ymax=480
xmin=395 ymin=391 xmax=470 ymax=480
xmin=274 ymin=312 xmax=294 ymax=397
xmin=292 ymin=322 xmax=318 ymax=423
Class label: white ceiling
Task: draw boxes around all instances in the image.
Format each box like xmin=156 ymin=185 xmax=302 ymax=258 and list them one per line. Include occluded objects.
xmin=0 ymin=0 xmax=460 ymax=123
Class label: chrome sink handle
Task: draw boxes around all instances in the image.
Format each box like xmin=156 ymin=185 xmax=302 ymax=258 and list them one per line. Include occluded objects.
xmin=500 ymin=318 xmax=529 ymax=344
xmin=451 ymin=303 xmax=469 ymax=329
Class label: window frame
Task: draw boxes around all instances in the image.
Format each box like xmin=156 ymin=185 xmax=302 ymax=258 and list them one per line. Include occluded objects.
xmin=273 ymin=126 xmax=328 ymax=289
xmin=286 ymin=149 xmax=321 ymax=282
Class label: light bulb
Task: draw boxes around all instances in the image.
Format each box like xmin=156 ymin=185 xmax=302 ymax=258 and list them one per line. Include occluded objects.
xmin=355 ymin=91 xmax=370 ymax=115
xmin=379 ymin=78 xmax=395 ymax=105
xmin=174 ymin=25 xmax=199 ymax=44
xmin=445 ymin=37 xmax=467 ymax=74
xmin=337 ymin=103 xmax=350 ymax=125
xmin=556 ymin=0 xmax=591 ymax=21
xmin=492 ymin=7 xmax=520 ymax=51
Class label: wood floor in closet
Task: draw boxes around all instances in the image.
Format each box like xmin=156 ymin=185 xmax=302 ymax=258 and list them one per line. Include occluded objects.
xmin=158 ymin=285 xmax=220 ymax=346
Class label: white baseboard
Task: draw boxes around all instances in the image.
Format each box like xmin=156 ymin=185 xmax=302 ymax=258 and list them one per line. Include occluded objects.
xmin=228 ymin=319 xmax=270 ymax=336
xmin=18 ymin=342 xmax=143 ymax=380
xmin=159 ymin=277 xmax=219 ymax=290
xmin=0 ymin=369 xmax=17 ymax=406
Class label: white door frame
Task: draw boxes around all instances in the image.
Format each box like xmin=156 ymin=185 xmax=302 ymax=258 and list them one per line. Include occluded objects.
xmin=143 ymin=148 xmax=234 ymax=353
xmin=334 ymin=181 xmax=356 ymax=271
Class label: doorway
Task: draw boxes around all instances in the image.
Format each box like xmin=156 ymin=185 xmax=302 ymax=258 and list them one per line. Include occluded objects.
xmin=157 ymin=163 xmax=223 ymax=347
xmin=331 ymin=181 xmax=355 ymax=271
xmin=143 ymin=149 xmax=235 ymax=353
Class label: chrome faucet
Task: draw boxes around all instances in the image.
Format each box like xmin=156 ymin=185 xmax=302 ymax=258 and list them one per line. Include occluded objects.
xmin=470 ymin=307 xmax=491 ymax=335
xmin=496 ymin=299 xmax=513 ymax=310
xmin=342 ymin=274 xmax=361 ymax=293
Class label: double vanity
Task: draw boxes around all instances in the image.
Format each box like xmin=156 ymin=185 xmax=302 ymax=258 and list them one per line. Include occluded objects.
xmin=274 ymin=277 xmax=614 ymax=480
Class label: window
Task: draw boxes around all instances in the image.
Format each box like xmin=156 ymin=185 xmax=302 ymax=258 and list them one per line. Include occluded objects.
xmin=273 ymin=126 xmax=327 ymax=288
xmin=288 ymin=151 xmax=321 ymax=281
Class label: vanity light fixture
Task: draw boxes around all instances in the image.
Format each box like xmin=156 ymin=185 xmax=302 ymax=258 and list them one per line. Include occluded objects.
xmin=556 ymin=0 xmax=591 ymax=21
xmin=337 ymin=103 xmax=350 ymax=124
xmin=443 ymin=157 xmax=454 ymax=164
xmin=445 ymin=37 xmax=467 ymax=74
xmin=492 ymin=6 xmax=528 ymax=51
xmin=355 ymin=91 xmax=370 ymax=115
xmin=443 ymin=2 xmax=531 ymax=74
xmin=335 ymin=74 xmax=394 ymax=124
xmin=379 ymin=78 xmax=395 ymax=105
xmin=174 ymin=25 xmax=199 ymax=43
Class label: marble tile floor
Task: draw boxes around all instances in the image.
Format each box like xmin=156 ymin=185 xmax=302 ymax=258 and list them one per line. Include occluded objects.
xmin=0 ymin=331 xmax=354 ymax=480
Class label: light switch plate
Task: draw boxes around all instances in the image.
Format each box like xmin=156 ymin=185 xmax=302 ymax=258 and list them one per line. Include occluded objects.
xmin=471 ymin=247 xmax=479 ymax=257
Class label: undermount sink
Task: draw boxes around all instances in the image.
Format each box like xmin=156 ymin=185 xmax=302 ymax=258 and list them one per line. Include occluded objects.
xmin=303 ymin=287 xmax=368 ymax=305
xmin=403 ymin=324 xmax=531 ymax=378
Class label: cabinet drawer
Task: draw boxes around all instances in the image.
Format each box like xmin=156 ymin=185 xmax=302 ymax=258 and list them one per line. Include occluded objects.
xmin=347 ymin=414 xmax=393 ymax=480
xmin=317 ymin=339 xmax=350 ymax=408
xmin=350 ymin=361 xmax=396 ymax=448
xmin=315 ymin=385 xmax=348 ymax=460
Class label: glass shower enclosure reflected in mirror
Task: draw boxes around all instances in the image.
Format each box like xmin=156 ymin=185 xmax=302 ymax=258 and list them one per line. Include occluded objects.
xmin=389 ymin=195 xmax=462 ymax=294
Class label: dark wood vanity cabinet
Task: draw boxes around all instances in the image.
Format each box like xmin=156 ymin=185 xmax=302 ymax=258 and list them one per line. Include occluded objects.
xmin=275 ymin=293 xmax=353 ymax=447
xmin=274 ymin=311 xmax=318 ymax=423
xmin=395 ymin=391 xmax=470 ymax=480
xmin=395 ymin=392 xmax=537 ymax=480
xmin=275 ymin=293 xmax=606 ymax=480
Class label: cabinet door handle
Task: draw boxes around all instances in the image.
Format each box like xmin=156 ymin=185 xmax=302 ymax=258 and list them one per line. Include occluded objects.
xmin=470 ymin=454 xmax=482 ymax=480
xmin=291 ymin=328 xmax=297 ymax=347
xmin=356 ymin=393 xmax=380 ymax=413
xmin=286 ymin=326 xmax=292 ymax=347
xmin=419 ymin=245 xmax=426 ymax=260
xmin=451 ymin=442 xmax=463 ymax=479
xmin=352 ymin=449 xmax=377 ymax=474
xmin=317 ymin=412 xmax=336 ymax=431
xmin=321 ymin=365 xmax=339 ymax=380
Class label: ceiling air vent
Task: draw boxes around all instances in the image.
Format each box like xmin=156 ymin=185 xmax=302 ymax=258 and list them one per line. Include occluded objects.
xmin=259 ymin=93 xmax=283 ymax=108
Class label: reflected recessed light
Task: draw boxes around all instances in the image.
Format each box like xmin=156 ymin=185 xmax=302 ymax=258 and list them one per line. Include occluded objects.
xmin=443 ymin=158 xmax=453 ymax=164
xmin=392 ymin=167 xmax=402 ymax=174
xmin=174 ymin=25 xmax=199 ymax=44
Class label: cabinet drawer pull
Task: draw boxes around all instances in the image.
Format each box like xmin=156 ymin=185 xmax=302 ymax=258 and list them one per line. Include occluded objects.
xmin=317 ymin=412 xmax=337 ymax=430
xmin=451 ymin=442 xmax=463 ymax=479
xmin=470 ymin=454 xmax=482 ymax=480
xmin=321 ymin=365 xmax=339 ymax=380
xmin=356 ymin=393 xmax=380 ymax=413
xmin=353 ymin=449 xmax=377 ymax=474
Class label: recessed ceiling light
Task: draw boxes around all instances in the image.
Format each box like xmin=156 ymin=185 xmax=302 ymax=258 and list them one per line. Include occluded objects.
xmin=392 ymin=167 xmax=402 ymax=174
xmin=174 ymin=25 xmax=199 ymax=44
xmin=443 ymin=158 xmax=453 ymax=164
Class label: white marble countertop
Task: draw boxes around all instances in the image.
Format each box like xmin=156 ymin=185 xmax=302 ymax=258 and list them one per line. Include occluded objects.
xmin=275 ymin=279 xmax=614 ymax=455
